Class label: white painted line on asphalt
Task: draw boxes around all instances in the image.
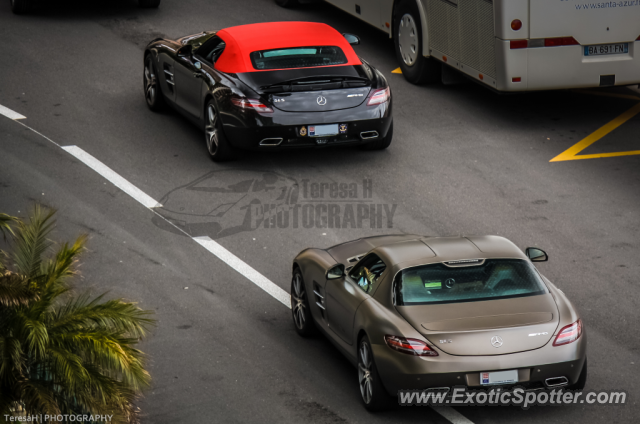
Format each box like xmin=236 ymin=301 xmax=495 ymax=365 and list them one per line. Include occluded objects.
xmin=193 ymin=236 xmax=291 ymax=309
xmin=0 ymin=104 xmax=26 ymax=120
xmin=61 ymin=145 xmax=162 ymax=209
xmin=5 ymin=116 xmax=471 ymax=424
xmin=432 ymin=406 xmax=475 ymax=424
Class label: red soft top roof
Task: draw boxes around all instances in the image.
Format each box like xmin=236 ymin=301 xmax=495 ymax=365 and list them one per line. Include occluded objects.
xmin=215 ymin=22 xmax=361 ymax=73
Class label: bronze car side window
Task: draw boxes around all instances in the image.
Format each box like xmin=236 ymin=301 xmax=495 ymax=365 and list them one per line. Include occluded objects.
xmin=349 ymin=254 xmax=386 ymax=293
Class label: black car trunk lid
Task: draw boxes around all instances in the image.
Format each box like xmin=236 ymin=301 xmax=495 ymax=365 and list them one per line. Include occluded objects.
xmin=269 ymin=87 xmax=370 ymax=112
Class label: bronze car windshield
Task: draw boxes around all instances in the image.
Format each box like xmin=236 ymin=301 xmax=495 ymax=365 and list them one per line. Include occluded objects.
xmin=396 ymin=259 xmax=548 ymax=306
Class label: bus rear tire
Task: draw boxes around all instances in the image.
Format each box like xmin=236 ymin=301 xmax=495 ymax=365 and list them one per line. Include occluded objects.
xmin=393 ymin=0 xmax=441 ymax=84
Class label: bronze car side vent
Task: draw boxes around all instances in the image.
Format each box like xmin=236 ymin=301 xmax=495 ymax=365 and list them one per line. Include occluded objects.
xmin=313 ymin=282 xmax=326 ymax=319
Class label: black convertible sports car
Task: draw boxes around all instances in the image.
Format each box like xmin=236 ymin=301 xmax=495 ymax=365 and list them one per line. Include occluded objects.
xmin=143 ymin=22 xmax=393 ymax=161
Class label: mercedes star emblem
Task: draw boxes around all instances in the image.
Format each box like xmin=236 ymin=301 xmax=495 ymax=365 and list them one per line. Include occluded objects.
xmin=317 ymin=95 xmax=327 ymax=106
xmin=491 ymin=336 xmax=504 ymax=348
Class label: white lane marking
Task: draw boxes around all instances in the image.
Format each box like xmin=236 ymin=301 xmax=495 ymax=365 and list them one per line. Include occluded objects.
xmin=432 ymin=406 xmax=475 ymax=424
xmin=5 ymin=116 xmax=471 ymax=424
xmin=61 ymin=146 xmax=162 ymax=209
xmin=0 ymin=104 xmax=26 ymax=120
xmin=193 ymin=236 xmax=291 ymax=308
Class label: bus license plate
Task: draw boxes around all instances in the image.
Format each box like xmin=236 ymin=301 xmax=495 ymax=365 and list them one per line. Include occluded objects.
xmin=584 ymin=43 xmax=628 ymax=56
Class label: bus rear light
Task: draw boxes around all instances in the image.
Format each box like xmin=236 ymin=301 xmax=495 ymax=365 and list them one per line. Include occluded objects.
xmin=510 ymin=39 xmax=528 ymax=49
xmin=443 ymin=55 xmax=448 ymax=62
xmin=479 ymin=74 xmax=484 ymax=80
xmin=512 ymin=77 xmax=522 ymax=83
xmin=544 ymin=37 xmax=579 ymax=47
xmin=511 ymin=19 xmax=522 ymax=31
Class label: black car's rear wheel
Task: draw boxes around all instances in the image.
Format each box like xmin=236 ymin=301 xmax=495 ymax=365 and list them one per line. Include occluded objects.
xmin=10 ymin=0 xmax=33 ymax=14
xmin=393 ymin=0 xmax=441 ymax=84
xmin=204 ymin=100 xmax=235 ymax=162
xmin=275 ymin=0 xmax=299 ymax=7
xmin=144 ymin=55 xmax=165 ymax=111
xmin=138 ymin=0 xmax=161 ymax=8
xmin=291 ymin=269 xmax=315 ymax=336
xmin=360 ymin=121 xmax=393 ymax=151
xmin=358 ymin=335 xmax=393 ymax=411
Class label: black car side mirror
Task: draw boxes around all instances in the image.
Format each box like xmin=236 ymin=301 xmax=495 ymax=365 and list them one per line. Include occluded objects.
xmin=342 ymin=33 xmax=361 ymax=45
xmin=177 ymin=44 xmax=193 ymax=58
xmin=326 ymin=264 xmax=345 ymax=279
xmin=526 ymin=247 xmax=548 ymax=262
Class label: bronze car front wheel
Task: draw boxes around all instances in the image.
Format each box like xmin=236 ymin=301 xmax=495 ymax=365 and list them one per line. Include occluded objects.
xmin=290 ymin=269 xmax=315 ymax=336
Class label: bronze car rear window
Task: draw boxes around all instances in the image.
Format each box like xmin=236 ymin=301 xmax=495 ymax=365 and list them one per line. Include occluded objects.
xmin=395 ymin=259 xmax=548 ymax=305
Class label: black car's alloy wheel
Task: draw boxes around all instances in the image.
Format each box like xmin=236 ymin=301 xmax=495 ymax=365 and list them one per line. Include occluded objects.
xmin=204 ymin=101 xmax=235 ymax=162
xmin=291 ymin=269 xmax=315 ymax=336
xmin=358 ymin=336 xmax=393 ymax=411
xmin=144 ymin=56 xmax=164 ymax=111
xmin=393 ymin=0 xmax=441 ymax=84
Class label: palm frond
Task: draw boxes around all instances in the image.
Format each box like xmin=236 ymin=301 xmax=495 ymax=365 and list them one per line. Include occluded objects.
xmin=12 ymin=206 xmax=56 ymax=280
xmin=14 ymin=379 xmax=60 ymax=415
xmin=0 ymin=213 xmax=17 ymax=241
xmin=41 ymin=234 xmax=87 ymax=292
xmin=0 ymin=271 xmax=36 ymax=307
xmin=50 ymin=294 xmax=154 ymax=339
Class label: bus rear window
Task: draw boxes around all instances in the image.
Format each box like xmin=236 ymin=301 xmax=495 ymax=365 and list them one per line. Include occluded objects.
xmin=249 ymin=46 xmax=348 ymax=70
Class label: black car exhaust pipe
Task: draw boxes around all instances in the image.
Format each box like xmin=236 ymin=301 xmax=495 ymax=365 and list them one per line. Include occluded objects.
xmin=360 ymin=131 xmax=379 ymax=140
xmin=259 ymin=138 xmax=283 ymax=146
xmin=545 ymin=377 xmax=569 ymax=388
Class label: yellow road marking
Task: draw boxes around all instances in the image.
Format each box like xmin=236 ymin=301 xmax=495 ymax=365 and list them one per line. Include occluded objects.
xmin=392 ymin=67 xmax=402 ymax=74
xmin=550 ymin=102 xmax=640 ymax=162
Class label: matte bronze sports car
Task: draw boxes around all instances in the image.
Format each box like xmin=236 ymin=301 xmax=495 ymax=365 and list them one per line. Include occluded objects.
xmin=143 ymin=22 xmax=393 ymax=161
xmin=291 ymin=235 xmax=587 ymax=410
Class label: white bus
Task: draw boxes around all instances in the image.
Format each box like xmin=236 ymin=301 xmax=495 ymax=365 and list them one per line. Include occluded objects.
xmin=276 ymin=0 xmax=640 ymax=92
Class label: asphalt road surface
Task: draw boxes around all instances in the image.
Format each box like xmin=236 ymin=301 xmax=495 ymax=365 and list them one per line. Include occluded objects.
xmin=1 ymin=0 xmax=639 ymax=423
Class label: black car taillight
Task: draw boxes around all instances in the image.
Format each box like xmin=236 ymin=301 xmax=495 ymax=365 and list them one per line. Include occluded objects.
xmin=367 ymin=87 xmax=390 ymax=106
xmin=384 ymin=335 xmax=438 ymax=356
xmin=231 ymin=97 xmax=273 ymax=113
xmin=553 ymin=319 xmax=583 ymax=346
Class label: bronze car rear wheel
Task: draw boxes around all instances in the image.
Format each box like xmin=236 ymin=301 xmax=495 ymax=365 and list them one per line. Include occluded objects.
xmin=291 ymin=269 xmax=315 ymax=336
xmin=358 ymin=335 xmax=393 ymax=411
xmin=568 ymin=358 xmax=587 ymax=390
